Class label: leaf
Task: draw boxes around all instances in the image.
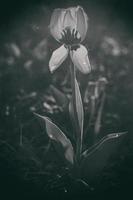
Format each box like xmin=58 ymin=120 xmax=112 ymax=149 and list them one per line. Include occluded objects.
xmin=94 ymin=92 xmax=106 ymax=137
xmin=50 ymin=85 xmax=68 ymax=109
xmin=34 ymin=113 xmax=74 ymax=165
xmin=69 ymin=77 xmax=84 ymax=143
xmin=80 ymin=132 xmax=127 ymax=181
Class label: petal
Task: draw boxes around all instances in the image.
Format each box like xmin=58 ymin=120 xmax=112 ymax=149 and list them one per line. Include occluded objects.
xmin=49 ymin=45 xmax=68 ymax=73
xmin=63 ymin=9 xmax=76 ymax=31
xmin=69 ymin=7 xmax=77 ymax=20
xmin=49 ymin=9 xmax=66 ymax=41
xmin=76 ymin=6 xmax=88 ymax=42
xmin=70 ymin=45 xmax=91 ymax=74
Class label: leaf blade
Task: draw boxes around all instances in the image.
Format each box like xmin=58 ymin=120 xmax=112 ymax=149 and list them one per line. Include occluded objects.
xmin=81 ymin=132 xmax=127 ymax=180
xmin=34 ymin=113 xmax=74 ymax=165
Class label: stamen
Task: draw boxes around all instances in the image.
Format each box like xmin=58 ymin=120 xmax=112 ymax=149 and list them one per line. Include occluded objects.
xmin=72 ymin=29 xmax=75 ymax=39
xmin=60 ymin=27 xmax=81 ymax=45
xmin=75 ymin=30 xmax=78 ymax=38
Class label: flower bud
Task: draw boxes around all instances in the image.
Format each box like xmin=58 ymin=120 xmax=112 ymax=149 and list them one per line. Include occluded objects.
xmin=49 ymin=6 xmax=88 ymax=43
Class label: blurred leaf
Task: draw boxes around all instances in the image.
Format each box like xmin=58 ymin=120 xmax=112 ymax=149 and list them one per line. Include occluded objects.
xmin=33 ymin=38 xmax=48 ymax=60
xmin=34 ymin=113 xmax=74 ymax=165
xmin=10 ymin=43 xmax=21 ymax=58
xmin=69 ymin=77 xmax=84 ymax=144
xmin=18 ymin=136 xmax=42 ymax=168
xmin=94 ymin=92 xmax=106 ymax=137
xmin=81 ymin=132 xmax=127 ymax=181
xmin=50 ymin=85 xmax=68 ymax=109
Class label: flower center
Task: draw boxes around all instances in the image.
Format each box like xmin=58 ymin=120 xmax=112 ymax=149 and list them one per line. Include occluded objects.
xmin=60 ymin=27 xmax=81 ymax=47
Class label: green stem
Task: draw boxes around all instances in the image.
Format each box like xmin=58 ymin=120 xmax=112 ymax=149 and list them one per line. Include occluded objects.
xmin=69 ymin=59 xmax=81 ymax=165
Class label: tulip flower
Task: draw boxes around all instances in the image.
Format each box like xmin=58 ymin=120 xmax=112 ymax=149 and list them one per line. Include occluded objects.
xmin=49 ymin=6 xmax=91 ymax=74
xmin=34 ymin=6 xmax=126 ymax=182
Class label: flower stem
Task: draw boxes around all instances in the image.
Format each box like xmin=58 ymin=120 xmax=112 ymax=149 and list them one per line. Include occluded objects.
xmin=69 ymin=59 xmax=82 ymax=165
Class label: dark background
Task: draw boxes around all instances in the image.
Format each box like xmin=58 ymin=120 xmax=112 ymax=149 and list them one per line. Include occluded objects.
xmin=0 ymin=0 xmax=133 ymax=26
xmin=0 ymin=0 xmax=133 ymax=199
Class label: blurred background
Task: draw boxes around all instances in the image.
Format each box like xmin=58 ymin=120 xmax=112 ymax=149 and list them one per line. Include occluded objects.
xmin=0 ymin=0 xmax=133 ymax=198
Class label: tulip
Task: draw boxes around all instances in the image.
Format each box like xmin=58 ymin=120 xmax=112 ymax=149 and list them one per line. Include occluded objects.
xmin=49 ymin=6 xmax=91 ymax=74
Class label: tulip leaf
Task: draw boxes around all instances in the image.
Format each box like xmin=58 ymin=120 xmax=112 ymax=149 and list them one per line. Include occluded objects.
xmin=69 ymin=77 xmax=84 ymax=143
xmin=81 ymin=132 xmax=127 ymax=181
xmin=34 ymin=113 xmax=74 ymax=165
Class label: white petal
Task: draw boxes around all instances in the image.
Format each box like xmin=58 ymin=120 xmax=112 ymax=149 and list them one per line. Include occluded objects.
xmin=70 ymin=45 xmax=91 ymax=74
xmin=49 ymin=45 xmax=68 ymax=73
xmin=63 ymin=9 xmax=76 ymax=31
xmin=76 ymin=6 xmax=88 ymax=42
xmin=69 ymin=7 xmax=77 ymax=20
xmin=49 ymin=9 xmax=66 ymax=41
